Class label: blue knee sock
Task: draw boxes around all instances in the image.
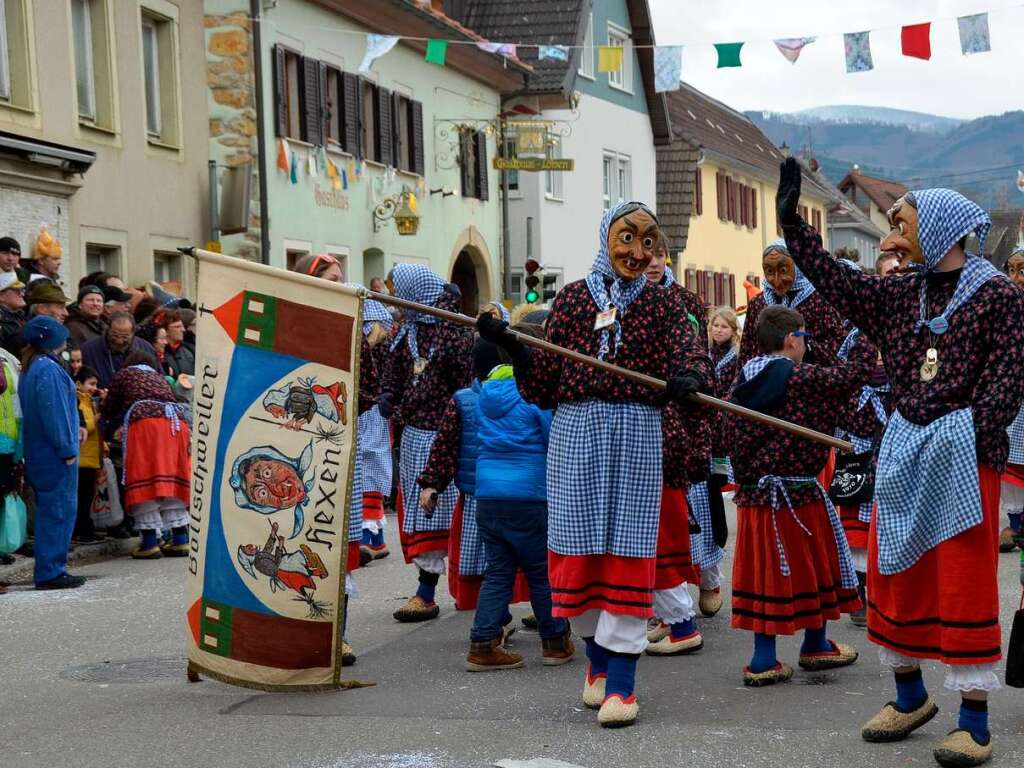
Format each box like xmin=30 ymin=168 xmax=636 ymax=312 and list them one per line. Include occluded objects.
xmin=605 ymin=651 xmax=638 ymax=700
xmin=361 ymin=529 xmax=373 ymax=546
xmin=749 ymin=632 xmax=777 ymax=673
xmin=415 ymin=569 xmax=438 ymax=603
xmin=1009 ymin=512 xmax=1022 ymax=533
xmin=958 ymin=698 xmax=989 ymax=743
xmin=140 ymin=529 xmax=159 ymax=549
xmin=800 ymin=625 xmax=832 ymax=654
xmin=894 ymin=668 xmax=928 ymax=712
xmin=372 ymin=529 xmax=385 ymax=547
xmin=171 ymin=526 xmax=188 ymax=546
xmin=584 ymin=637 xmax=608 ymax=677
xmin=670 ymin=617 xmax=697 ymax=639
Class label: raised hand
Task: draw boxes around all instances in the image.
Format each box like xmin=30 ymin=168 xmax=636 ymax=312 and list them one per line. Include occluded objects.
xmin=776 ymin=157 xmax=803 ymax=228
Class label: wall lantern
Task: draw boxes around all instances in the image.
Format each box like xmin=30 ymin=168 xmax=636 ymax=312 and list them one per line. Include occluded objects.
xmin=373 ymin=187 xmax=420 ymax=235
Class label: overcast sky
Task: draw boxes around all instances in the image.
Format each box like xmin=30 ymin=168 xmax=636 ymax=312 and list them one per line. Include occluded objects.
xmin=648 ymin=0 xmax=1024 ymax=119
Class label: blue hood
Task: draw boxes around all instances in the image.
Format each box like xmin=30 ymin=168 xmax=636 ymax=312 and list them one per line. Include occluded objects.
xmin=479 ymin=378 xmax=520 ymax=420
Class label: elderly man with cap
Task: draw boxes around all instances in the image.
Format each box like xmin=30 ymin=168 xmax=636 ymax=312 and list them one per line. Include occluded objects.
xmin=19 ymin=315 xmax=84 ymax=590
xmin=777 ymin=157 xmax=1024 ymax=767
xmin=0 ymin=272 xmax=27 ymax=355
xmin=65 ymin=285 xmax=108 ymax=347
xmin=4 ymin=281 xmax=73 ymax=357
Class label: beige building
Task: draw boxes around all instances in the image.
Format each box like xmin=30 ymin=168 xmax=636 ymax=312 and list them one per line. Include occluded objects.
xmin=0 ymin=0 xmax=207 ymax=293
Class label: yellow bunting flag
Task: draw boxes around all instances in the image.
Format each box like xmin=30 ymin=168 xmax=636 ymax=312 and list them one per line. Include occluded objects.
xmin=598 ymin=45 xmax=624 ymax=73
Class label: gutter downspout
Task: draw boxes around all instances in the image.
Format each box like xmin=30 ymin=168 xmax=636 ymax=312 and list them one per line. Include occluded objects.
xmin=499 ymin=118 xmax=512 ymax=300
xmin=251 ymin=0 xmax=270 ymax=265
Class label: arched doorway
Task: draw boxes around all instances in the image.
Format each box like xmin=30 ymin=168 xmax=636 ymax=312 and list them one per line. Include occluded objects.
xmin=451 ymin=250 xmax=480 ymax=315
xmin=448 ymin=226 xmax=494 ymax=315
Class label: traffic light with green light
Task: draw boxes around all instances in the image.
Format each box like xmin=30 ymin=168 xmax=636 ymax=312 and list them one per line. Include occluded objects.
xmin=524 ymin=258 xmax=540 ymax=303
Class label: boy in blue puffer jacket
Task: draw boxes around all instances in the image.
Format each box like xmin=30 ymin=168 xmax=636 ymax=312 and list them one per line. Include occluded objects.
xmin=419 ymin=333 xmax=574 ymax=671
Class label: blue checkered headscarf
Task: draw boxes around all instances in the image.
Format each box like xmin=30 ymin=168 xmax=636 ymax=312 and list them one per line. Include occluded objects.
xmin=389 ymin=263 xmax=445 ymax=358
xmin=584 ymin=201 xmax=656 ymax=360
xmin=908 ymin=189 xmax=1004 ymax=335
xmin=761 ymin=239 xmax=815 ymax=309
xmin=911 ymin=189 xmax=991 ymax=271
xmin=344 ymin=282 xmax=394 ymax=336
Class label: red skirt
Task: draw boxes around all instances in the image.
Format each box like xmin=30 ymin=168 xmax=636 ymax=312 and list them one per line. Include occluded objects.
xmin=123 ymin=417 xmax=191 ymax=509
xmin=839 ymin=503 xmax=871 ymax=551
xmin=362 ymin=490 xmax=385 ymax=522
xmin=655 ymin=486 xmax=699 ymax=589
xmin=732 ymin=499 xmax=861 ymax=636
xmin=817 ymin=449 xmax=836 ymax=492
xmin=867 ymin=464 xmax=1001 ymax=666
xmin=448 ymin=496 xmax=530 ymax=611
xmin=548 ymin=552 xmax=655 ymax=619
xmin=346 ymin=541 xmax=360 ymax=574
xmin=395 ymin=483 xmax=449 ymax=563
xmin=1002 ymin=463 xmax=1024 ymax=489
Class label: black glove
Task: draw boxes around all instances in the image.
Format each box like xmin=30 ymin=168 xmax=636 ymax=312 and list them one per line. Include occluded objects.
xmin=776 ymin=157 xmax=803 ymax=228
xmin=476 ymin=312 xmax=512 ymax=345
xmin=377 ymin=391 xmax=394 ymax=419
xmin=665 ymin=372 xmax=705 ymax=408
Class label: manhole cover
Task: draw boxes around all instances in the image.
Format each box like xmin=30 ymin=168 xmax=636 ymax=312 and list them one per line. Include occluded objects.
xmin=60 ymin=656 xmax=187 ymax=684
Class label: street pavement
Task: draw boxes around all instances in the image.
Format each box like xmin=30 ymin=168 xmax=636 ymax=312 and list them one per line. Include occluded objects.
xmin=4 ymin=503 xmax=1024 ymax=768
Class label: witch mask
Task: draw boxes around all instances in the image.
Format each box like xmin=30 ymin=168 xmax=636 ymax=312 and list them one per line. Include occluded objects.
xmin=763 ymin=249 xmax=797 ymax=297
xmin=881 ymin=195 xmax=923 ymax=270
xmin=608 ymin=207 xmax=659 ymax=280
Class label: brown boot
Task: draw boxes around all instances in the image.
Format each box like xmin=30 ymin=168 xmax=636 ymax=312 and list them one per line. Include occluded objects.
xmin=542 ymin=627 xmax=576 ymax=666
xmin=465 ymin=639 xmax=524 ymax=672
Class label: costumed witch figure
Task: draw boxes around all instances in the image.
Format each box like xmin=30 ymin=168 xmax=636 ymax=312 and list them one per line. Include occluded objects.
xmin=479 ymin=201 xmax=713 ymax=728
xmin=777 ymin=157 xmax=1024 ymax=768
xmin=1000 ymin=245 xmax=1024 ymax=554
xmin=380 ymin=264 xmax=474 ymax=623
xmin=642 ymin=233 xmax=709 ymax=656
xmin=354 ymin=292 xmax=396 ymax=563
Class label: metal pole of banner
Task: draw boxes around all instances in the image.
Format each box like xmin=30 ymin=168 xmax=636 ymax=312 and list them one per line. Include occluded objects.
xmin=365 ymin=290 xmax=853 ymax=452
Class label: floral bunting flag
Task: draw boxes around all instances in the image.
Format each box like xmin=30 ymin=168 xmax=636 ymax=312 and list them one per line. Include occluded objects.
xmin=289 ymin=151 xmax=298 ymax=184
xmin=714 ymin=42 xmax=743 ymax=68
xmin=425 ymin=39 xmax=448 ymax=66
xmin=359 ymin=34 xmax=400 ymax=75
xmin=538 ymin=45 xmax=569 ymax=61
xmin=773 ymin=37 xmax=815 ymax=64
xmin=477 ymin=41 xmax=517 ymax=57
xmin=901 ymin=23 xmax=931 ymax=60
xmin=958 ymin=13 xmax=991 ymax=55
xmin=653 ymin=46 xmax=683 ymax=92
xmin=844 ymin=31 xmax=873 ymax=73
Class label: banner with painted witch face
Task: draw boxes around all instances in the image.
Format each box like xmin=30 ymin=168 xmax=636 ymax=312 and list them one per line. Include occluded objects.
xmin=186 ymin=250 xmax=363 ymax=690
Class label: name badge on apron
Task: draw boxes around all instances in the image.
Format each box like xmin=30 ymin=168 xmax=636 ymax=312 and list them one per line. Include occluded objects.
xmin=594 ymin=308 xmax=617 ymax=331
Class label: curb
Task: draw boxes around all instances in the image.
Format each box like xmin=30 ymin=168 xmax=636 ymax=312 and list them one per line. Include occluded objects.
xmin=0 ymin=536 xmax=138 ymax=585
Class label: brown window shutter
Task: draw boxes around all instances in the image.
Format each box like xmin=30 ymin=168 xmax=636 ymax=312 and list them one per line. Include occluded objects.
xmin=376 ymin=86 xmax=393 ymax=166
xmin=341 ymin=73 xmax=359 ymax=155
xmin=272 ymin=45 xmax=288 ymax=137
xmin=751 ymin=189 xmax=758 ymax=229
xmin=741 ymin=185 xmax=749 ymax=227
xmin=714 ymin=272 xmax=723 ymax=305
xmin=391 ymin=92 xmax=404 ymax=171
xmin=716 ymin=172 xmax=724 ymax=219
xmin=299 ymin=56 xmax=322 ymax=145
xmin=725 ymin=177 xmax=733 ymax=221
xmin=460 ymin=130 xmax=473 ymax=196
xmin=734 ymin=181 xmax=742 ymax=224
xmin=728 ymin=273 xmax=736 ymax=308
xmin=410 ymin=100 xmax=425 ymax=176
xmin=685 ymin=268 xmax=697 ymax=292
xmin=694 ymin=167 xmax=702 ymax=215
xmin=474 ymin=130 xmax=489 ymax=201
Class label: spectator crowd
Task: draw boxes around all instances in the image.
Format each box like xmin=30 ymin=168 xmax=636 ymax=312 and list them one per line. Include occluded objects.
xmin=0 ymin=235 xmax=197 ymax=591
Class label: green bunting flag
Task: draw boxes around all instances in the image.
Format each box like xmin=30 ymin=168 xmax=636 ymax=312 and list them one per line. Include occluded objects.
xmin=425 ymin=39 xmax=448 ymax=66
xmin=714 ymin=42 xmax=744 ymax=68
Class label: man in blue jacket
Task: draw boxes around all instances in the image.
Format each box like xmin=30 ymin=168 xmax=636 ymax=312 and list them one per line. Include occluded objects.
xmin=420 ymin=336 xmax=574 ymax=671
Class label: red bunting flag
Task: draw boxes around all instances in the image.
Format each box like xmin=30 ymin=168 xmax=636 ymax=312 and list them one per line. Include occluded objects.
xmin=901 ymin=23 xmax=931 ymax=60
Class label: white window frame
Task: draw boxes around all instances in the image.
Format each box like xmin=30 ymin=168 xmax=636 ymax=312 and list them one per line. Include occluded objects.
xmin=0 ymin=0 xmax=11 ymax=101
xmin=606 ymin=22 xmax=632 ymax=93
xmin=577 ymin=12 xmax=594 ymax=80
xmin=324 ymin=245 xmax=350 ymax=282
xmin=153 ymin=250 xmax=182 ymax=285
xmin=544 ymin=133 xmax=563 ymax=201
xmin=71 ymin=0 xmax=97 ymax=121
xmin=602 ymin=151 xmax=631 ymax=209
xmin=141 ymin=15 xmax=161 ymax=138
xmin=284 ymin=238 xmax=312 ymax=272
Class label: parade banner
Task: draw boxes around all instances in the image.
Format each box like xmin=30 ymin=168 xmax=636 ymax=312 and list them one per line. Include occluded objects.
xmin=185 ymin=250 xmax=363 ymax=690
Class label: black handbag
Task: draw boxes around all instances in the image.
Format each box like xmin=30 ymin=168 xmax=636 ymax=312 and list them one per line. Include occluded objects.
xmin=1006 ymin=591 xmax=1024 ymax=687
xmin=828 ymin=449 xmax=876 ymax=506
